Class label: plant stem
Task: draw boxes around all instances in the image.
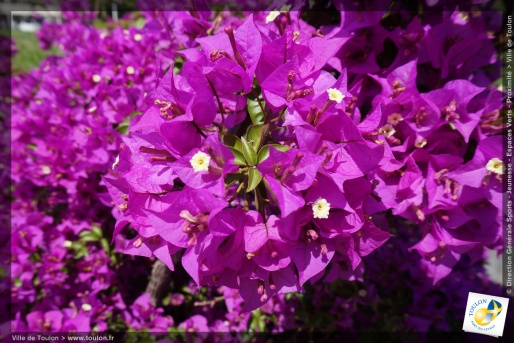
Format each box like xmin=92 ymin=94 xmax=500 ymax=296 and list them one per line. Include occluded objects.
xmin=193 ymin=296 xmax=225 ymax=307
xmin=145 ymin=260 xmax=172 ymax=307
xmin=206 ymin=77 xmax=226 ymax=134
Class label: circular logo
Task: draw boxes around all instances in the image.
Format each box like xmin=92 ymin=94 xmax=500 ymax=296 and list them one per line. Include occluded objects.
xmin=474 ymin=300 xmax=503 ymax=326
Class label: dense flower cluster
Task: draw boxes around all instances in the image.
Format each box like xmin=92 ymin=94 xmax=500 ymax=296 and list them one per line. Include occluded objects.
xmin=151 ymin=219 xmax=513 ymax=337
xmin=9 ymin=11 xmax=188 ymax=334
xmin=105 ymin=5 xmax=503 ymax=312
xmin=10 ymin=8 xmax=294 ymax=336
xmin=9 ymin=0 xmax=506 ymax=337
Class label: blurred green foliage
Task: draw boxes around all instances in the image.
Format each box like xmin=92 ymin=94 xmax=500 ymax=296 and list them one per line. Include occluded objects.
xmin=11 ymin=29 xmax=60 ymax=74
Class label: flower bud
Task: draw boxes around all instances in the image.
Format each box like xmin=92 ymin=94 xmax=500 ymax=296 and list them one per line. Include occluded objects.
xmin=306 ymin=229 xmax=319 ymax=240
xmin=133 ymin=237 xmax=144 ymax=248
xmin=180 ymin=210 xmax=198 ymax=223
xmin=224 ymin=26 xmax=246 ymax=70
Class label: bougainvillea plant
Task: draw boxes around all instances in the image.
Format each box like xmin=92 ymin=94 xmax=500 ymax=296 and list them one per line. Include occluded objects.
xmin=8 ymin=0 xmax=506 ymax=338
xmin=104 ymin=5 xmax=503 ymax=312
xmin=8 ymin=9 xmax=190 ymax=335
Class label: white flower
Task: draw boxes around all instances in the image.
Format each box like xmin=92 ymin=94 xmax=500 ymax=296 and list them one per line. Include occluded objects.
xmin=312 ymin=198 xmax=331 ymax=219
xmin=126 ymin=66 xmax=135 ymax=75
xmin=41 ymin=166 xmax=51 ymax=175
xmin=266 ymin=11 xmax=280 ymax=23
xmin=415 ymin=139 xmax=427 ymax=148
xmin=327 ymin=88 xmax=345 ymax=103
xmin=378 ymin=124 xmax=396 ymax=138
xmin=81 ymin=303 xmax=92 ymax=311
xmin=190 ymin=151 xmax=210 ymax=172
xmin=92 ymin=74 xmax=101 ymax=83
xmin=486 ymin=158 xmax=503 ymax=175
xmin=387 ymin=113 xmax=403 ymax=125
xmin=134 ymin=33 xmax=142 ymax=41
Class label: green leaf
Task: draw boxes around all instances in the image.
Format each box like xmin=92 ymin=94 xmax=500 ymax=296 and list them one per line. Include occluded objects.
xmin=257 ymin=317 xmax=267 ymax=332
xmin=249 ymin=308 xmax=261 ymax=332
xmin=109 ymin=253 xmax=118 ymax=265
xmin=71 ymin=241 xmax=82 ymax=251
xmin=246 ymin=124 xmax=268 ymax=151
xmin=247 ymin=168 xmax=263 ymax=192
xmin=116 ymin=118 xmax=130 ymax=134
xmin=247 ymin=98 xmax=264 ymax=124
xmin=100 ymin=238 xmax=110 ymax=253
xmin=75 ymin=247 xmax=89 ymax=259
xmin=222 ymin=134 xmax=242 ymax=151
xmin=130 ymin=111 xmax=141 ymax=119
xmin=270 ymin=143 xmax=292 ymax=152
xmin=257 ymin=144 xmax=291 ymax=164
xmin=91 ymin=224 xmax=103 ymax=238
xmin=162 ymin=293 xmax=171 ymax=306
xmin=134 ymin=17 xmax=146 ymax=29
xmin=257 ymin=145 xmax=270 ymax=164
xmin=81 ymin=235 xmax=99 ymax=243
xmin=225 ymin=173 xmax=244 ymax=186
xmin=29 ymin=252 xmax=41 ymax=263
xmin=228 ymin=147 xmax=247 ymax=166
xmin=246 ymin=125 xmax=262 ymax=149
xmin=79 ymin=230 xmax=99 ymax=241
xmin=241 ymin=137 xmax=258 ymax=166
xmin=79 ymin=230 xmax=91 ymax=237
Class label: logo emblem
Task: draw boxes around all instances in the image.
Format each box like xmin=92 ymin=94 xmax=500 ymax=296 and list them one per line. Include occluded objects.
xmin=474 ymin=300 xmax=503 ymax=326
xmin=463 ymin=292 xmax=510 ymax=337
